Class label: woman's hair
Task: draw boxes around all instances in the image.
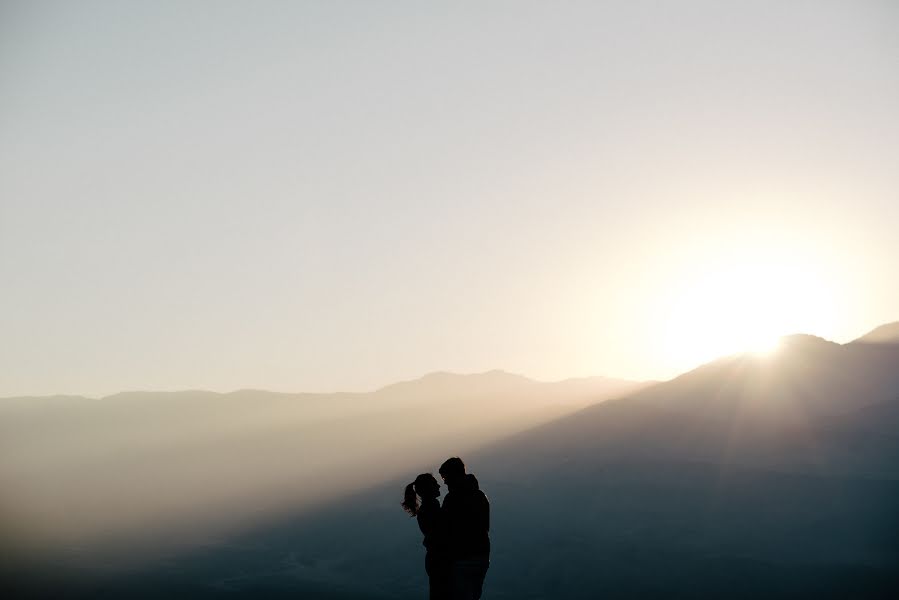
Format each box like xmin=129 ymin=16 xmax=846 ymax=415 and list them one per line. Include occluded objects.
xmin=402 ymin=482 xmax=419 ymax=516
xmin=401 ymin=473 xmax=438 ymax=516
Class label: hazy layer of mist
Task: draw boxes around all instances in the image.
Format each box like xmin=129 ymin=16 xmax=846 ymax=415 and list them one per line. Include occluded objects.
xmin=0 ymin=371 xmax=644 ymax=569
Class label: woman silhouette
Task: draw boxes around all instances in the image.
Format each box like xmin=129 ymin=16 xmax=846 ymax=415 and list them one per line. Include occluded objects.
xmin=402 ymin=473 xmax=450 ymax=600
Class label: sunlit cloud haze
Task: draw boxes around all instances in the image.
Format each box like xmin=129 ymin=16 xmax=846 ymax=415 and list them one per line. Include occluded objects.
xmin=2 ymin=1 xmax=898 ymax=397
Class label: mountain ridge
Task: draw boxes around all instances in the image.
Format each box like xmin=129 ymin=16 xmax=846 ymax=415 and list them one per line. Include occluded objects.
xmin=0 ymin=370 xmax=643 ymax=403
xmin=852 ymin=321 xmax=899 ymax=345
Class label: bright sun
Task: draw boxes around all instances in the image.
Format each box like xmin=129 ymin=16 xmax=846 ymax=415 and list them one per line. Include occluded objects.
xmin=661 ymin=250 xmax=838 ymax=372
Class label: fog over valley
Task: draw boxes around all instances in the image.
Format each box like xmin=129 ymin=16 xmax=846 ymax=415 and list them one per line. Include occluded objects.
xmin=0 ymin=371 xmax=644 ymax=567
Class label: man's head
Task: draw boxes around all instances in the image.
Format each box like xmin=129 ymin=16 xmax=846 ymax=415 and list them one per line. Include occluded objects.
xmin=439 ymin=456 xmax=466 ymax=485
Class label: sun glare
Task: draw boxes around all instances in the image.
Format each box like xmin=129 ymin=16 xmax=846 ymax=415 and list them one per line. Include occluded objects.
xmin=660 ymin=249 xmax=838 ymax=372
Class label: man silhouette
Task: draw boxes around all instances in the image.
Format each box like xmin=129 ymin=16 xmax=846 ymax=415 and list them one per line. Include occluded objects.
xmin=439 ymin=457 xmax=490 ymax=600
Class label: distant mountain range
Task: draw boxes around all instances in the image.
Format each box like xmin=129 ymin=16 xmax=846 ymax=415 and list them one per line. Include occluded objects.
xmin=3 ymin=323 xmax=898 ymax=598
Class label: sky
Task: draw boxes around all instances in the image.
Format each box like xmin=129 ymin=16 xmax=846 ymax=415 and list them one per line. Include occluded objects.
xmin=2 ymin=1 xmax=898 ymax=397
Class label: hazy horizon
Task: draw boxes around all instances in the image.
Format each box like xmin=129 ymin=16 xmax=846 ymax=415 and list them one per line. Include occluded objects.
xmin=2 ymin=318 xmax=894 ymax=400
xmin=3 ymin=1 xmax=898 ymax=397
xmin=0 ymin=368 xmax=640 ymax=399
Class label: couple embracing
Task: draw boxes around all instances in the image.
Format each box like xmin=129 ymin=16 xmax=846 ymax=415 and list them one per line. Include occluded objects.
xmin=402 ymin=457 xmax=490 ymax=600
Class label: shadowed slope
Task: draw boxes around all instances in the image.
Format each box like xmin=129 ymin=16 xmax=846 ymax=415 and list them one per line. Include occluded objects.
xmin=466 ymin=329 xmax=899 ymax=597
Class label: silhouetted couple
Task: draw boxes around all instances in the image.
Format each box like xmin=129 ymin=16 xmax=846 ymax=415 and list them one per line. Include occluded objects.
xmin=402 ymin=457 xmax=490 ymax=600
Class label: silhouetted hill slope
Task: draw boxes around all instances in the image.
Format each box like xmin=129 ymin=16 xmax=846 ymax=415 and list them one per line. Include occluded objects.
xmin=479 ymin=332 xmax=899 ymax=481
xmin=853 ymin=321 xmax=899 ymax=345
xmin=465 ymin=329 xmax=899 ymax=597
xmin=631 ymin=333 xmax=899 ymax=416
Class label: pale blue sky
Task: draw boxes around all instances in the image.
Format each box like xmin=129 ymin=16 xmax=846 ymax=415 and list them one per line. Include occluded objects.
xmin=2 ymin=1 xmax=898 ymax=396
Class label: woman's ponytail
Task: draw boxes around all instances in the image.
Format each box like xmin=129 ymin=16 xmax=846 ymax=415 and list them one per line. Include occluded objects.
xmin=401 ymin=482 xmax=419 ymax=516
